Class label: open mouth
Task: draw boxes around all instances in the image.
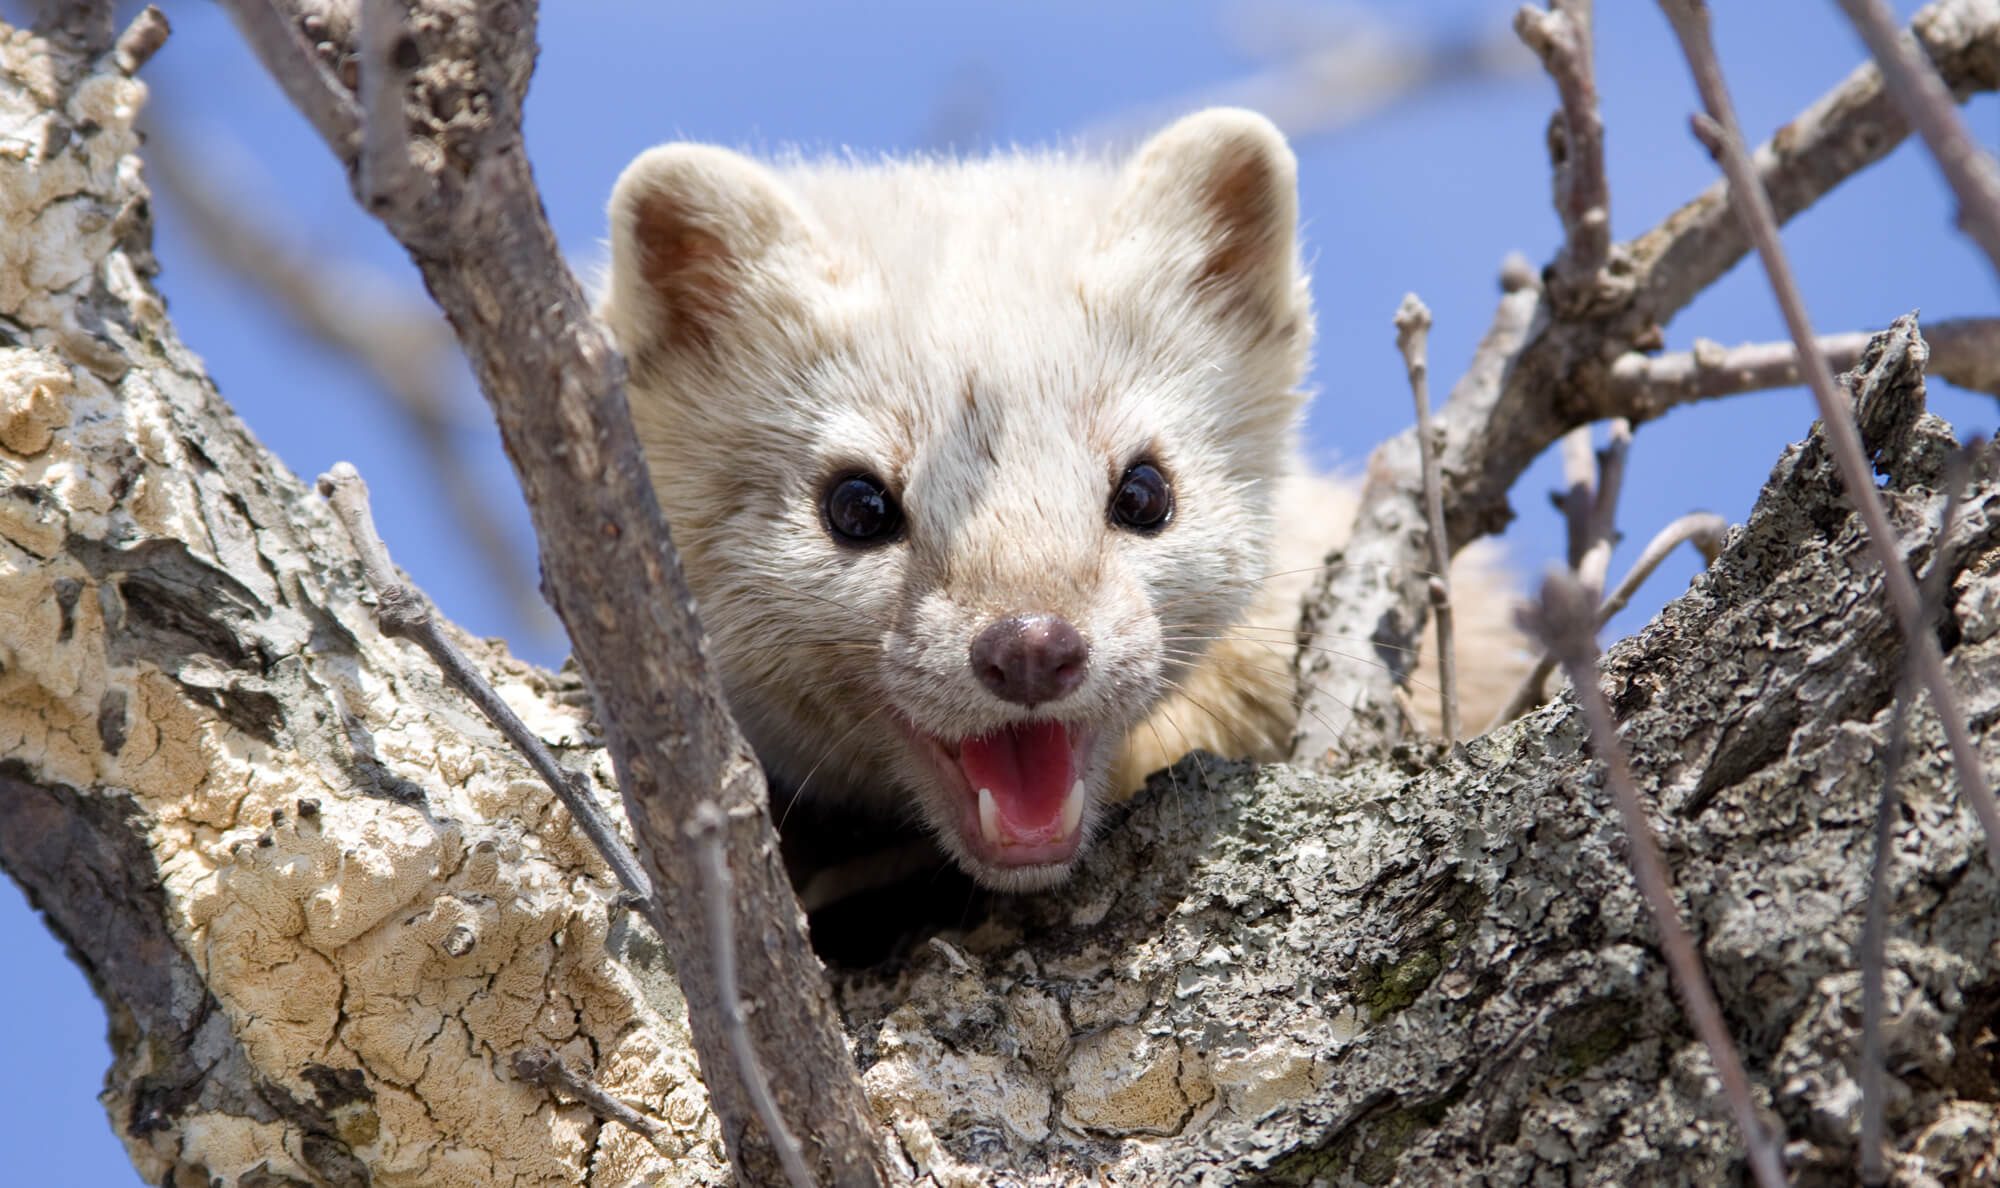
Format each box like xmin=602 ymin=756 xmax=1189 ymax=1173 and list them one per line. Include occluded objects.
xmin=902 ymin=718 xmax=1099 ymax=870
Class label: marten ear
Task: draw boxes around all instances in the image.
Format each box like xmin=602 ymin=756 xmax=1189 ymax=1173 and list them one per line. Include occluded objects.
xmin=1099 ymin=109 xmax=1304 ymax=337
xmin=602 ymin=144 xmax=822 ymax=364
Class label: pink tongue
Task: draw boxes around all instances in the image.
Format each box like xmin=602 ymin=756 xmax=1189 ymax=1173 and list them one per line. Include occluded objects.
xmin=958 ymin=720 xmax=1074 ymax=831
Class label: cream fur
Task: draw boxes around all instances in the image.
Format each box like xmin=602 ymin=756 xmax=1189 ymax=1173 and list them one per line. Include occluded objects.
xmin=598 ymin=109 xmax=1522 ymax=891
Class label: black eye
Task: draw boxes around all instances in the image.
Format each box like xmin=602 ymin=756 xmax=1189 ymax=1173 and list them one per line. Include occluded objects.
xmin=823 ymin=473 xmax=902 ymax=545
xmin=1111 ymin=462 xmax=1173 ymax=532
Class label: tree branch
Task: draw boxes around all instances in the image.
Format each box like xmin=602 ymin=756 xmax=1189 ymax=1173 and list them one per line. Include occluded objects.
xmin=316 ymin=462 xmax=656 ymax=911
xmin=1609 ymin=315 xmax=2000 ymax=406
xmin=1396 ymin=293 xmax=1460 ymax=743
xmin=207 ymin=2 xmax=888 ymax=1183
xmin=1516 ymin=0 xmax=1613 ymax=313
xmin=1835 ymin=0 xmax=2000 ymax=277
xmin=1519 ymin=569 xmax=1787 ymax=1188
xmin=1660 ymin=0 xmax=2000 ymax=878
xmin=1293 ymin=0 xmax=2000 ymax=763
xmin=1490 ymin=509 xmax=1729 ymax=731
xmin=141 ymin=121 xmax=550 ymax=635
xmin=221 ymin=0 xmax=359 ymax=163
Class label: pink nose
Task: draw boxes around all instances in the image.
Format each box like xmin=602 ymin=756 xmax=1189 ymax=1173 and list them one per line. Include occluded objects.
xmin=970 ymin=614 xmax=1089 ymax=707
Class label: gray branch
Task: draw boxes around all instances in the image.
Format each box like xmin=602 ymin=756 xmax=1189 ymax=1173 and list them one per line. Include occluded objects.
xmin=205 ymin=2 xmax=888 ymax=1184
xmin=1294 ymin=0 xmax=2000 ymax=763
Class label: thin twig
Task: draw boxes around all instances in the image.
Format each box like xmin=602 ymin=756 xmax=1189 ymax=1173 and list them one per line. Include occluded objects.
xmin=219 ymin=0 xmax=359 ymax=160
xmin=1490 ymin=510 xmax=1729 ymax=731
xmin=1397 ymin=294 xmax=1459 ymax=743
xmin=1298 ymin=0 xmax=2000 ymax=766
xmin=1662 ymin=0 xmax=2000 ymax=881
xmin=316 ymin=463 xmax=656 ymax=911
xmin=1516 ymin=0 xmax=1610 ymax=306
xmin=1559 ymin=426 xmax=1598 ymax=571
xmin=1858 ymin=439 xmax=1979 ymax=1183
xmin=1610 ymin=316 xmax=2000 ymax=408
xmin=1593 ymin=511 xmax=1729 ymax=626
xmin=1088 ymin=15 xmax=1534 ymax=148
xmin=510 ymin=1047 xmax=667 ymax=1148
xmin=688 ymin=802 xmax=815 ymax=1188
xmin=1520 ymin=570 xmax=1788 ymax=1188
xmin=1580 ymin=419 xmax=1631 ymax=598
xmin=1834 ymin=0 xmax=2000 ymax=277
xmin=1857 ymin=677 xmax=1912 ymax=1187
xmin=145 ymin=124 xmax=550 ymax=635
xmin=356 ymin=0 xmax=412 ymax=214
xmin=109 ymin=5 xmax=169 ymax=75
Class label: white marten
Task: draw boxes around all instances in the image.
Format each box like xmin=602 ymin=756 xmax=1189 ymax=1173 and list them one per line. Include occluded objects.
xmin=599 ymin=109 xmax=1521 ymax=893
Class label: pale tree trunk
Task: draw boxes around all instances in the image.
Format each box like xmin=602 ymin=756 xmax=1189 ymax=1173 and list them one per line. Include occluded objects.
xmin=5 ymin=12 xmax=2000 ymax=1188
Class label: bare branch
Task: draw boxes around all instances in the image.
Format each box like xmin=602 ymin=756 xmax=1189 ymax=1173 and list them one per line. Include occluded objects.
xmin=1835 ymin=0 xmax=2000 ymax=277
xmin=510 ymin=1047 xmax=668 ymax=1148
xmin=1558 ymin=426 xmax=1598 ymax=571
xmin=1295 ymin=0 xmax=2000 ymax=763
xmin=316 ymin=463 xmax=658 ymax=913
xmin=1516 ymin=0 xmax=1612 ymax=309
xmin=144 ymin=120 xmax=550 ymax=634
xmin=1594 ymin=511 xmax=1729 ymax=627
xmin=689 ymin=802 xmax=816 ymax=1188
xmin=1660 ymin=0 xmax=2000 ymax=875
xmin=1089 ymin=14 xmax=1534 ymax=148
xmin=1395 ymin=294 xmax=1459 ymax=743
xmin=1519 ymin=570 xmax=1788 ymax=1188
xmin=1489 ymin=510 xmax=1729 ymax=731
xmin=1295 ymin=271 xmax=1539 ymax=763
xmin=1611 ymin=315 xmax=2000 ymax=407
xmin=220 ymin=0 xmax=359 ymax=162
xmin=110 ymin=6 xmax=169 ymax=76
xmin=219 ymin=5 xmax=889 ymax=1181
xmin=356 ymin=0 xmax=413 ymax=215
xmin=1585 ymin=420 xmax=1632 ymax=596
xmin=1859 ymin=438 xmax=1981 ymax=1184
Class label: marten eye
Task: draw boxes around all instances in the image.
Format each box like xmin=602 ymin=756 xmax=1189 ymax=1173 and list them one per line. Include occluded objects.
xmin=1110 ymin=462 xmax=1173 ymax=533
xmin=823 ymin=473 xmax=903 ymax=545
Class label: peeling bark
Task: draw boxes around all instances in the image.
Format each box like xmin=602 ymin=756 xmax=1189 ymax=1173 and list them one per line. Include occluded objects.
xmin=6 ymin=14 xmax=2000 ymax=1188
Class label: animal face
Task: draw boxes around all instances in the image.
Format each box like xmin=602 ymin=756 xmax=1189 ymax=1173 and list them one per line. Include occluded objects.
xmin=601 ymin=109 xmax=1311 ymax=889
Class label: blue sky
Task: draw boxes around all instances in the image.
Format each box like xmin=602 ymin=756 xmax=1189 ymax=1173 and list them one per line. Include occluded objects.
xmin=4 ymin=2 xmax=1991 ymax=1182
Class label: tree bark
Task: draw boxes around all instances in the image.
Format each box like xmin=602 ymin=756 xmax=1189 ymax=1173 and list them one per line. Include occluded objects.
xmin=6 ymin=14 xmax=2000 ymax=1188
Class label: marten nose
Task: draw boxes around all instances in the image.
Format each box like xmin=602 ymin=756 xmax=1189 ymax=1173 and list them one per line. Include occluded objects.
xmin=970 ymin=614 xmax=1089 ymax=707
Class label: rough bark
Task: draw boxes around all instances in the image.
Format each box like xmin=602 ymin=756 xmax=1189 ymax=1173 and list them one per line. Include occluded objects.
xmin=1292 ymin=0 xmax=2000 ymax=761
xmin=7 ymin=13 xmax=2000 ymax=1188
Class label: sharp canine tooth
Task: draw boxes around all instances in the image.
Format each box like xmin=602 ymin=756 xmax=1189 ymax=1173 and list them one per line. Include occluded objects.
xmin=1061 ymin=778 xmax=1085 ymax=838
xmin=978 ymin=788 xmax=1001 ymax=846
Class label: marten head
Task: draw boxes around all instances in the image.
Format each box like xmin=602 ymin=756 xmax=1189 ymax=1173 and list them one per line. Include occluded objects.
xmin=601 ymin=109 xmax=1311 ymax=890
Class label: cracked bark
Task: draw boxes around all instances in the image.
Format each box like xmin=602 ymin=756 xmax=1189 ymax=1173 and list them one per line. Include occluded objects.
xmin=7 ymin=12 xmax=2000 ymax=1188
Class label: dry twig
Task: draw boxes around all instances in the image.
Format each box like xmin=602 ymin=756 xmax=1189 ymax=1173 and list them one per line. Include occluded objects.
xmin=109 ymin=5 xmax=168 ymax=75
xmin=510 ymin=1047 xmax=667 ymax=1148
xmin=144 ymin=125 xmax=549 ymax=634
xmin=1395 ymin=294 xmax=1459 ymax=743
xmin=1592 ymin=511 xmax=1729 ymax=627
xmin=1609 ymin=316 xmax=2000 ymax=406
xmin=689 ymin=802 xmax=815 ymax=1188
xmin=1092 ymin=13 xmax=1534 ymax=147
xmin=1661 ymin=0 xmax=2000 ymax=879
xmin=1294 ymin=0 xmax=2000 ymax=765
xmin=1834 ymin=0 xmax=2000 ymax=277
xmin=1515 ymin=0 xmax=1611 ymax=309
xmin=1858 ymin=439 xmax=1982 ymax=1183
xmin=1520 ymin=571 xmax=1788 ymax=1188
xmin=316 ymin=463 xmax=656 ymax=912
xmin=1495 ymin=428 xmax=1683 ymax=731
